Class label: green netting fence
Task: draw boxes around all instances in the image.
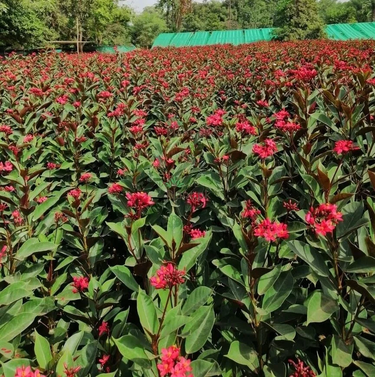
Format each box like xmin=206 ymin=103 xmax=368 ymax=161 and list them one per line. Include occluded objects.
xmin=152 ymin=22 xmax=375 ymax=48
xmin=96 ymin=45 xmax=136 ymax=53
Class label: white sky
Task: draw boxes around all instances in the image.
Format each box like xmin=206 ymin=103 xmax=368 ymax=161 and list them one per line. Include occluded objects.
xmin=122 ymin=0 xmax=205 ymax=13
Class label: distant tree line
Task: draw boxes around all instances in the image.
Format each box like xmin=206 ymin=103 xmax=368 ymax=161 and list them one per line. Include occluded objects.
xmin=0 ymin=0 xmax=374 ymax=49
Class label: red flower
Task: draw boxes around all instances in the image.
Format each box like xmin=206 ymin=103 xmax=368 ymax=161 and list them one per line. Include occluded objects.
xmin=157 ymin=346 xmax=192 ymax=377
xmin=275 ymin=121 xmax=301 ymax=133
xmin=189 ymin=228 xmax=206 ymax=239
xmin=236 ymin=121 xmax=257 ymax=135
xmin=305 ymin=203 xmax=343 ymax=236
xmin=47 ymin=162 xmax=58 ymax=170
xmin=99 ymin=354 xmax=110 ymax=367
xmin=242 ymin=200 xmax=261 ymax=221
xmin=187 ymin=192 xmax=208 ymax=212
xmin=0 ymin=125 xmax=12 ymax=135
xmin=283 ymin=200 xmax=299 ymax=212
xmin=68 ymin=188 xmax=81 ymax=200
xmin=0 ymin=161 xmax=13 ymax=173
xmin=333 ymin=140 xmax=359 ymax=155
xmin=126 ymin=192 xmax=154 ymax=209
xmin=63 ymin=364 xmax=81 ymax=377
xmin=37 ymin=196 xmax=48 ymax=204
xmin=0 ymin=202 xmax=7 ymax=212
xmin=98 ymin=321 xmax=110 ymax=337
xmin=289 ymin=358 xmax=316 ymax=377
xmin=23 ymin=134 xmax=34 ymax=143
xmin=254 ymin=219 xmax=289 ymax=242
xmin=108 ymin=183 xmax=123 ymax=194
xmin=79 ymin=173 xmax=92 ymax=183
xmin=72 ymin=276 xmax=89 ymax=293
xmin=253 ymin=139 xmax=278 ymax=159
xmin=150 ymin=264 xmax=185 ymax=290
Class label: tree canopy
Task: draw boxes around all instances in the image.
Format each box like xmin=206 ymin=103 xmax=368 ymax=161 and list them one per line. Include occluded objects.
xmin=0 ymin=0 xmax=374 ymax=50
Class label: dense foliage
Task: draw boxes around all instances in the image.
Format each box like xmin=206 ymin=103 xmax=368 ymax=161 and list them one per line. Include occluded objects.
xmin=1 ymin=40 xmax=375 ymax=377
xmin=0 ymin=0 xmax=374 ymax=49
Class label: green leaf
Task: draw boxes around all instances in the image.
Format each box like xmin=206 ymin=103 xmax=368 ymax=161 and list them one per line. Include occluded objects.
xmin=32 ymin=187 xmax=72 ymax=221
xmin=354 ymin=336 xmax=375 ymax=361
xmin=331 ymin=335 xmax=353 ymax=368
xmin=152 ymin=224 xmax=172 ymax=248
xmin=346 ymin=256 xmax=375 ymax=273
xmin=106 ymin=222 xmax=127 ymax=240
xmin=1 ymin=313 xmax=36 ymax=342
xmin=168 ymin=213 xmax=183 ymax=251
xmin=161 ymin=315 xmax=191 ymax=339
xmin=34 ymin=331 xmax=52 ymax=369
xmin=262 ymin=272 xmax=293 ymax=314
xmin=16 ymin=238 xmax=56 ymax=261
xmin=288 ymin=240 xmax=330 ymax=277
xmin=2 ymin=359 xmax=31 ymax=377
xmin=212 ymin=259 xmax=244 ymax=286
xmin=0 ymin=341 xmax=14 ymax=359
xmin=185 ymin=305 xmax=215 ymax=354
xmin=191 ymin=360 xmax=215 ymax=377
xmin=0 ymin=287 xmax=31 ymax=306
xmin=137 ymin=290 xmax=158 ymax=336
xmin=114 ymin=335 xmax=151 ymax=368
xmin=354 ymin=361 xmax=375 ymax=377
xmin=110 ymin=265 xmax=139 ymax=291
xmin=179 ymin=231 xmax=212 ymax=272
xmin=225 ymin=341 xmax=259 ymax=371
xmin=182 ymin=287 xmax=212 ymax=315
xmin=258 ymin=266 xmax=282 ymax=296
xmin=306 ymin=291 xmax=337 ymax=325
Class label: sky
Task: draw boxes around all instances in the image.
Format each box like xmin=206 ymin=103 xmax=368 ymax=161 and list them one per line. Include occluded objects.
xmin=124 ymin=0 xmax=205 ymax=13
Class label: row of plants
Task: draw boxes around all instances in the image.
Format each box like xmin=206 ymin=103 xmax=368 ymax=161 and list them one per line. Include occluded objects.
xmin=1 ymin=40 xmax=375 ymax=376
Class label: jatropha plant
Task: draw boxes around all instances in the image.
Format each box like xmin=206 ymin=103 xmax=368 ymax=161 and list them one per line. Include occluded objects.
xmin=0 ymin=39 xmax=375 ymax=377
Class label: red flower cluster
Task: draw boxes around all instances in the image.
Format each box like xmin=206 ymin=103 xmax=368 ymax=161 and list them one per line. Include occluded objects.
xmin=242 ymin=200 xmax=261 ymax=221
xmin=187 ymin=192 xmax=208 ymax=212
xmin=254 ymin=219 xmax=289 ymax=242
xmin=68 ymin=188 xmax=81 ymax=200
xmin=236 ymin=121 xmax=257 ymax=135
xmin=126 ymin=192 xmax=154 ymax=209
xmin=108 ymin=182 xmax=123 ymax=194
xmin=157 ymin=346 xmax=193 ymax=377
xmin=333 ymin=140 xmax=359 ymax=155
xmin=0 ymin=161 xmax=13 ymax=173
xmin=283 ymin=200 xmax=299 ymax=212
xmin=79 ymin=172 xmax=92 ymax=182
xmin=275 ymin=121 xmax=301 ymax=133
xmin=206 ymin=109 xmax=225 ymax=127
xmin=72 ymin=276 xmax=89 ymax=293
xmin=305 ymin=203 xmax=343 ymax=236
xmin=289 ymin=359 xmax=316 ymax=377
xmin=14 ymin=366 xmax=45 ymax=377
xmin=0 ymin=125 xmax=12 ymax=135
xmin=253 ymin=139 xmax=277 ymax=159
xmin=150 ymin=264 xmax=185 ymax=289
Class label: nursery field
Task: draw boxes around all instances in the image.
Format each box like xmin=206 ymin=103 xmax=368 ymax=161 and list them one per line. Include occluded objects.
xmin=1 ymin=40 xmax=375 ymax=377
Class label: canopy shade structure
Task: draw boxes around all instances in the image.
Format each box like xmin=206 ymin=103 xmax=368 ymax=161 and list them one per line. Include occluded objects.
xmin=152 ymin=22 xmax=375 ymax=48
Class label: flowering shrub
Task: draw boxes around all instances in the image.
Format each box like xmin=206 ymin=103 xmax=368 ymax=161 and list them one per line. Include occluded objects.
xmin=0 ymin=40 xmax=375 ymax=376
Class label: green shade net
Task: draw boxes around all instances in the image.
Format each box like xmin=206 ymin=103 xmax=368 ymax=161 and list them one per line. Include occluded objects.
xmin=152 ymin=22 xmax=375 ymax=48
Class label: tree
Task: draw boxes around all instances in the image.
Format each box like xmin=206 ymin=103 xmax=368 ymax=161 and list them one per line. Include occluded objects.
xmin=157 ymin=0 xmax=193 ymax=31
xmin=318 ymin=0 xmax=357 ymax=24
xmin=274 ymin=0 xmax=326 ymax=41
xmin=0 ymin=0 xmax=52 ymax=49
xmin=131 ymin=7 xmax=167 ymax=48
xmin=348 ymin=0 xmax=375 ymax=22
